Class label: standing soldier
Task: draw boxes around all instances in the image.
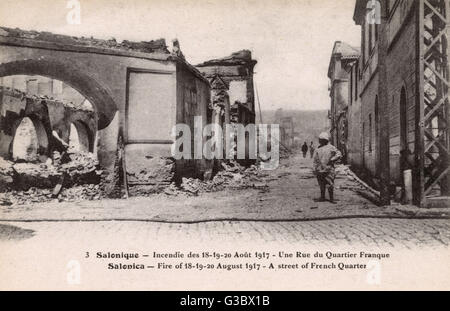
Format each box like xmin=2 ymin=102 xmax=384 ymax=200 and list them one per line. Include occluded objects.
xmin=312 ymin=132 xmax=342 ymax=203
xmin=309 ymin=141 xmax=315 ymax=159
xmin=301 ymin=142 xmax=308 ymax=158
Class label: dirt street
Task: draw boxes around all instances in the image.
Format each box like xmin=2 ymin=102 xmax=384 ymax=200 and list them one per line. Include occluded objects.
xmin=0 ymin=154 xmax=449 ymax=248
xmin=2 ymin=155 xmax=442 ymax=222
xmin=1 ymin=155 xmax=449 ymax=291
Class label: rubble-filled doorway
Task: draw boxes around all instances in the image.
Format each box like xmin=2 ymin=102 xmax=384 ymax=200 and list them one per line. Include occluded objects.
xmin=69 ymin=122 xmax=91 ymax=153
xmin=0 ymin=74 xmax=104 ymax=205
xmin=11 ymin=117 xmax=39 ymax=161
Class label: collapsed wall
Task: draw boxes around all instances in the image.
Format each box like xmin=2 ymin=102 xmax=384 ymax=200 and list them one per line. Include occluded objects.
xmin=0 ymin=86 xmax=96 ymax=159
xmin=0 ymin=86 xmax=102 ymax=204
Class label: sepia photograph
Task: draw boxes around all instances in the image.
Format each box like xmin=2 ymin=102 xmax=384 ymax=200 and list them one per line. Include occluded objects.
xmin=0 ymin=0 xmax=449 ymax=292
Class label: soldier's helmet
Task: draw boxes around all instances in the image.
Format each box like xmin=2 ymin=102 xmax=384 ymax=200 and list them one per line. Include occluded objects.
xmin=319 ymin=132 xmax=330 ymax=141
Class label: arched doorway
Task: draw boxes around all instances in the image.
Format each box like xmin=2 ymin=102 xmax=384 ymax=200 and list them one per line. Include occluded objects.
xmin=10 ymin=117 xmax=49 ymax=162
xmin=12 ymin=117 xmax=39 ymax=161
xmin=0 ymin=59 xmax=120 ymax=192
xmin=69 ymin=121 xmax=91 ymax=153
xmin=1 ymin=74 xmax=97 ymax=152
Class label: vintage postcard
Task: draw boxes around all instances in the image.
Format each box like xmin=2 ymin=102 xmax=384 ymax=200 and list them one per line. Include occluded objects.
xmin=0 ymin=0 xmax=449 ymax=292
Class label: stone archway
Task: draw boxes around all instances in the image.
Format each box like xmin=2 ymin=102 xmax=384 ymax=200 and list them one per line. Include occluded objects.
xmin=0 ymin=59 xmax=120 ymax=173
xmin=10 ymin=116 xmax=49 ymax=162
xmin=0 ymin=59 xmax=118 ymax=130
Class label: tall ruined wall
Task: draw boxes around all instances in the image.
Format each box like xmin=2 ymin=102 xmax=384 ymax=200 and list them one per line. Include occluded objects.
xmin=174 ymin=63 xmax=213 ymax=180
xmin=196 ymin=50 xmax=257 ymax=124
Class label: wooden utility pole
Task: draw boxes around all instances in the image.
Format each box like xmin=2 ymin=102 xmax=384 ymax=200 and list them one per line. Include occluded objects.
xmin=255 ymin=81 xmax=264 ymax=124
xmin=377 ymin=0 xmax=391 ymax=206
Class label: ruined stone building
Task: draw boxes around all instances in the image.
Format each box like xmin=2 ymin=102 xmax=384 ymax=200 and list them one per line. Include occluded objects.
xmin=196 ymin=50 xmax=257 ymax=126
xmin=196 ymin=50 xmax=258 ymax=164
xmin=327 ymin=41 xmax=360 ymax=164
xmin=0 ymin=27 xmax=213 ymax=195
xmin=0 ymin=86 xmax=95 ymax=160
xmin=0 ymin=75 xmax=95 ymax=158
xmin=336 ymin=0 xmax=449 ymax=207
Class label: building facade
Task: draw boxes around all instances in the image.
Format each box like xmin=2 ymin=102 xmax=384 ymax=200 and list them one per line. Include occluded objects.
xmin=344 ymin=0 xmax=450 ymax=207
xmin=328 ymin=41 xmax=360 ymax=164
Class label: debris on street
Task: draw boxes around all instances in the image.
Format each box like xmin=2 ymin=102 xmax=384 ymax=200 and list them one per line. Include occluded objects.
xmin=0 ymin=152 xmax=104 ymax=206
xmin=178 ymin=161 xmax=267 ymax=196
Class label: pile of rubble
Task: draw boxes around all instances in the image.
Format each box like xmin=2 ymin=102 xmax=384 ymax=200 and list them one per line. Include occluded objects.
xmin=11 ymin=161 xmax=60 ymax=189
xmin=0 ymin=155 xmax=269 ymax=204
xmin=168 ymin=161 xmax=267 ymax=196
xmin=279 ymin=147 xmax=291 ymax=159
xmin=0 ymin=157 xmax=14 ymax=188
xmin=60 ymin=152 xmax=102 ymax=184
xmin=127 ymin=157 xmax=176 ymax=197
xmin=0 ymin=184 xmax=103 ymax=206
xmin=0 ymin=152 xmax=104 ymax=206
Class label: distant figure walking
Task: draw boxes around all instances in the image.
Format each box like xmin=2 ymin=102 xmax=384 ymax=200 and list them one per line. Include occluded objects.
xmin=312 ymin=132 xmax=342 ymax=204
xmin=301 ymin=142 xmax=308 ymax=158
xmin=309 ymin=141 xmax=315 ymax=159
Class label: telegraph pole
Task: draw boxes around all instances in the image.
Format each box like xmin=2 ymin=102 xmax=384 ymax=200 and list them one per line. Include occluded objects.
xmin=377 ymin=0 xmax=391 ymax=205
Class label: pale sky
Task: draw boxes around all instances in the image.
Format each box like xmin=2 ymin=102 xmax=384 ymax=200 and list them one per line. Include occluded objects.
xmin=0 ymin=0 xmax=361 ymax=111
